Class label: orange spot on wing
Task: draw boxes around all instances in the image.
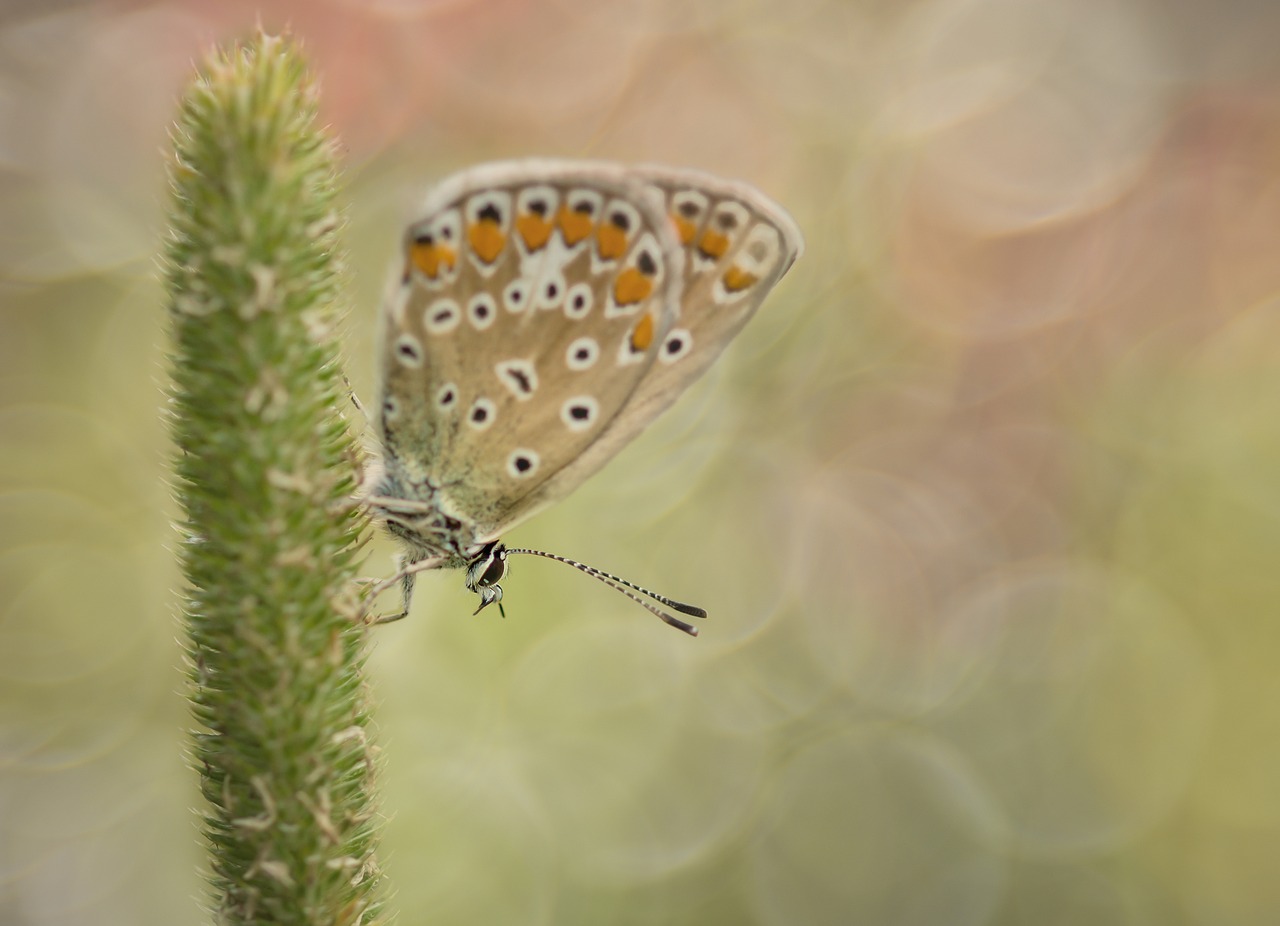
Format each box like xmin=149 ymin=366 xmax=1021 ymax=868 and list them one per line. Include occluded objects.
xmin=596 ymin=223 xmax=628 ymax=261
xmin=697 ymin=229 xmax=730 ymax=261
xmin=410 ymin=241 xmax=456 ymax=279
xmin=629 ymin=313 xmax=654 ymax=352
xmin=722 ymin=265 xmax=759 ymax=292
xmin=613 ymin=267 xmax=653 ymax=306
xmin=672 ymin=214 xmax=697 ymax=245
xmin=468 ymin=219 xmax=505 ymax=264
xmin=557 ymin=206 xmax=594 ymax=246
xmin=516 ymin=213 xmax=553 ymax=251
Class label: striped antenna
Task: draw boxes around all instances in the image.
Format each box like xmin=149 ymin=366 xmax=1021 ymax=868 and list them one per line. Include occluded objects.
xmin=505 ymin=548 xmax=707 ymax=637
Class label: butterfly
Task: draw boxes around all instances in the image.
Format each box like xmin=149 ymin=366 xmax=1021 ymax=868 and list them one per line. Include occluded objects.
xmin=363 ymin=159 xmax=802 ymax=635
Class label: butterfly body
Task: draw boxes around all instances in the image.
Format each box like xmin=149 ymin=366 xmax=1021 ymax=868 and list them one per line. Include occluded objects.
xmin=366 ymin=160 xmax=802 ymax=629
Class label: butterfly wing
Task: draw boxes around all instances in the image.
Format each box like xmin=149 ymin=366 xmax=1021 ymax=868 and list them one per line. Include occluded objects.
xmin=376 ymin=160 xmax=684 ymax=542
xmin=524 ymin=167 xmax=804 ymax=509
xmin=616 ymin=166 xmax=804 ymax=432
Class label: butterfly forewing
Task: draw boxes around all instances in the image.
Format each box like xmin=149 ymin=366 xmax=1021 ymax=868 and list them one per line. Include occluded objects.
xmin=377 ymin=162 xmax=685 ymax=541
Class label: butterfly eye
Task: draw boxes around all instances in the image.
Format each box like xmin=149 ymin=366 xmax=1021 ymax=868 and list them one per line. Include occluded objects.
xmin=479 ymin=558 xmax=504 ymax=586
xmin=464 ymin=541 xmax=508 ymax=589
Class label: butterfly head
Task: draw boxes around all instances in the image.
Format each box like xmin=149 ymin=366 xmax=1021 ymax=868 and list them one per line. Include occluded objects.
xmin=464 ymin=540 xmax=508 ymax=616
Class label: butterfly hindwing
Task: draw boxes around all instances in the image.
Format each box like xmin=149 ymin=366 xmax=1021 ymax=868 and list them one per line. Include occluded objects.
xmin=520 ymin=166 xmax=804 ymax=511
xmin=618 ymin=166 xmax=804 ymax=434
xmin=377 ymin=161 xmax=685 ymax=540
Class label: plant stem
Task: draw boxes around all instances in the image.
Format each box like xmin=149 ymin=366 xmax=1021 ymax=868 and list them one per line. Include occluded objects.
xmin=164 ymin=32 xmax=385 ymax=926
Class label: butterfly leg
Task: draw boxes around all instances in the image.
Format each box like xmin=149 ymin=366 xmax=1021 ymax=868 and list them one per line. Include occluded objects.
xmin=344 ymin=375 xmax=372 ymax=425
xmin=373 ymin=569 xmax=416 ymax=624
xmin=365 ymin=552 xmax=421 ymax=624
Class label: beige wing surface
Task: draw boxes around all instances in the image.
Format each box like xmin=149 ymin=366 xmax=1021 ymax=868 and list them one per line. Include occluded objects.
xmin=376 ymin=160 xmax=684 ymax=538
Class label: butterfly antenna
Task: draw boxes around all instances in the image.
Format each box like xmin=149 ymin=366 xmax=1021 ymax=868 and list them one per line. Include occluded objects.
xmin=504 ymin=548 xmax=707 ymax=637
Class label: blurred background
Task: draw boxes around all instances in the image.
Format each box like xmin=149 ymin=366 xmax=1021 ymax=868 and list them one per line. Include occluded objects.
xmin=3 ymin=0 xmax=1280 ymax=923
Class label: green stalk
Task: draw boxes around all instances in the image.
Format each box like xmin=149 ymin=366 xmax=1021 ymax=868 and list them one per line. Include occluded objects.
xmin=163 ymin=33 xmax=386 ymax=925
